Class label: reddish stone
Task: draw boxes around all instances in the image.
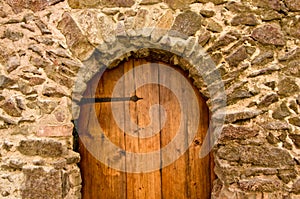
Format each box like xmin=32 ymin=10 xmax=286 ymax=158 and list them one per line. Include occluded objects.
xmin=5 ymin=0 xmax=63 ymax=13
xmin=37 ymin=124 xmax=73 ymax=137
xmin=251 ymin=24 xmax=286 ymax=46
xmin=219 ymin=125 xmax=258 ymax=141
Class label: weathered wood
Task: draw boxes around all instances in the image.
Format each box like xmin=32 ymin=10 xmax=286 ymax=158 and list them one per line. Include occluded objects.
xmin=78 ymin=59 xmax=212 ymax=199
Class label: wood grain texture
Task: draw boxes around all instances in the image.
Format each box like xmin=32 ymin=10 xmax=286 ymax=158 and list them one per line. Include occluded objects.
xmin=78 ymin=59 xmax=213 ymax=199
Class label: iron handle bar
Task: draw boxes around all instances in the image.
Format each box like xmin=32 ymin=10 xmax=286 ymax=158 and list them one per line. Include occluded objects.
xmin=79 ymin=95 xmax=143 ymax=104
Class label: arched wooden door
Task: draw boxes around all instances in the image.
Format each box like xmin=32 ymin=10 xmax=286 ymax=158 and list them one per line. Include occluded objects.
xmin=77 ymin=59 xmax=213 ymax=199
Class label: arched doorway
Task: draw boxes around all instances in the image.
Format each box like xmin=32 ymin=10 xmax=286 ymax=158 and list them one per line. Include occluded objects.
xmin=77 ymin=58 xmax=214 ymax=199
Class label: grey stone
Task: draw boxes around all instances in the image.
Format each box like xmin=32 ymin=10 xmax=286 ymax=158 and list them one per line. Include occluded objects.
xmin=170 ymin=11 xmax=202 ymax=37
xmin=231 ymin=13 xmax=258 ymax=26
xmin=251 ymin=24 xmax=286 ymax=46
xmin=18 ymin=139 xmax=64 ymax=157
xmin=272 ymin=102 xmax=291 ymax=119
xmin=22 ymin=167 xmax=62 ymax=199
xmin=239 ymin=177 xmax=282 ymax=192
xmin=278 ymin=77 xmax=300 ymax=97
xmin=258 ymin=93 xmax=279 ymax=108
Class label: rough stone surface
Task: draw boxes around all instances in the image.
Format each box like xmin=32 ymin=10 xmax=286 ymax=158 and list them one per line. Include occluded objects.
xmin=231 ymin=13 xmax=258 ymax=26
xmin=225 ymin=46 xmax=249 ymax=67
xmin=38 ymin=124 xmax=74 ymax=137
xmin=18 ymin=139 xmax=65 ymax=157
xmin=285 ymin=0 xmax=300 ymax=11
xmin=22 ymin=167 xmax=62 ymax=199
xmin=289 ymin=117 xmax=300 ymax=127
xmin=272 ymin=102 xmax=291 ymax=119
xmin=225 ymin=109 xmax=261 ymax=123
xmin=261 ymin=121 xmax=290 ymax=130
xmin=163 ymin=0 xmax=195 ymax=10
xmin=239 ymin=177 xmax=282 ymax=192
xmin=251 ymin=0 xmax=281 ymax=11
xmin=218 ymin=145 xmax=295 ymax=167
xmin=219 ymin=125 xmax=259 ymax=141
xmin=278 ymin=77 xmax=300 ymax=97
xmin=58 ymin=13 xmax=94 ymax=60
xmin=258 ymin=93 xmax=279 ymax=108
xmin=251 ymin=24 xmax=286 ymax=46
xmin=171 ymin=11 xmax=202 ymax=37
xmin=68 ymin=0 xmax=135 ymax=8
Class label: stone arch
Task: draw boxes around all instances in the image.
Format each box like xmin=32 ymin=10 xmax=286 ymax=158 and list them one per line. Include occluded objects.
xmin=71 ymin=28 xmax=226 ymax=157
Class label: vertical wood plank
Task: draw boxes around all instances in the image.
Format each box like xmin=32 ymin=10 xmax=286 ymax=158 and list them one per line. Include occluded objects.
xmin=159 ymin=62 xmax=188 ymax=199
xmin=187 ymin=87 xmax=211 ymax=199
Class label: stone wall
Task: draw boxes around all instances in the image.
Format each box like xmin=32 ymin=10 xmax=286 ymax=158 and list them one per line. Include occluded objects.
xmin=0 ymin=0 xmax=299 ymax=198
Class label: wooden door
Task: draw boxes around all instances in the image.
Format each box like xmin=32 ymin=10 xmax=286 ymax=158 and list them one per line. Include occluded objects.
xmin=77 ymin=59 xmax=214 ymax=199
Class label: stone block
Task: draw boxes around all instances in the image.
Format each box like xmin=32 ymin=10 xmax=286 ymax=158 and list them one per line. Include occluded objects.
xmin=21 ymin=167 xmax=62 ymax=199
xmin=18 ymin=139 xmax=65 ymax=157
xmin=239 ymin=177 xmax=282 ymax=192
xmin=252 ymin=24 xmax=286 ymax=46
xmin=278 ymin=77 xmax=300 ymax=97
xmin=219 ymin=125 xmax=259 ymax=141
xmin=57 ymin=13 xmax=94 ymax=61
xmin=170 ymin=11 xmax=202 ymax=38
xmin=38 ymin=124 xmax=73 ymax=137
